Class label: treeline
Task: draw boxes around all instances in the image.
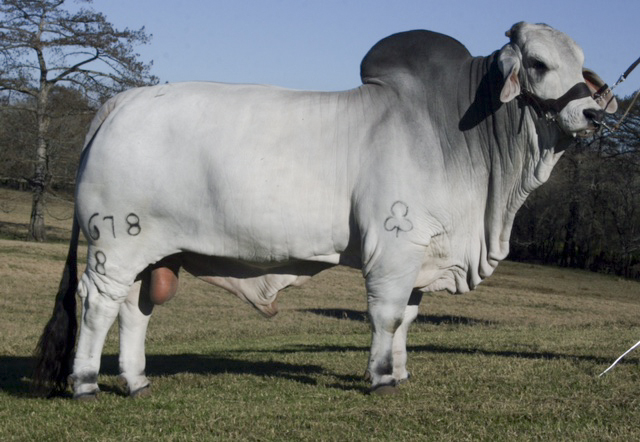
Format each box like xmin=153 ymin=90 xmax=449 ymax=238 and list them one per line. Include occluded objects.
xmin=0 ymin=87 xmax=94 ymax=194
xmin=511 ymin=96 xmax=640 ymax=279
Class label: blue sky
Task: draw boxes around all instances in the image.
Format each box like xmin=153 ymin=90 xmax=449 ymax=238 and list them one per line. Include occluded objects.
xmin=89 ymin=0 xmax=639 ymax=98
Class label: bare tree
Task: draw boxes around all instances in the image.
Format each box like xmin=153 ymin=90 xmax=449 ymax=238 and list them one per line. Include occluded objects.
xmin=0 ymin=0 xmax=157 ymax=241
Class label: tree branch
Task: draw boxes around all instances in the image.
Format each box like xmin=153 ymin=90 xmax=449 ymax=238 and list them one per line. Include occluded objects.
xmin=50 ymin=49 xmax=100 ymax=83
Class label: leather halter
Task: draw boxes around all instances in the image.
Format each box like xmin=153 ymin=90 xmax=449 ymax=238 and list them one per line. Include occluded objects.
xmin=517 ymin=82 xmax=593 ymax=122
xmin=517 ymin=55 xmax=639 ymax=133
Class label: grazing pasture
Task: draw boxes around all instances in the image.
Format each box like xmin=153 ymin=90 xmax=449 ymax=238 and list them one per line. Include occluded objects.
xmin=1 ymin=188 xmax=639 ymax=440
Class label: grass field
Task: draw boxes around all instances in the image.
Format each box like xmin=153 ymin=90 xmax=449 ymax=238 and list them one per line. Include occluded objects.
xmin=1 ymin=189 xmax=640 ymax=441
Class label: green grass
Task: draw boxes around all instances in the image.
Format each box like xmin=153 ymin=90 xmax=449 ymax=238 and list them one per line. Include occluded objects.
xmin=1 ymin=189 xmax=640 ymax=440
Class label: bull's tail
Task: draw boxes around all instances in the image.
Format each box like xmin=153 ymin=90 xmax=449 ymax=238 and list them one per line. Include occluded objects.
xmin=31 ymin=89 xmax=122 ymax=396
xmin=32 ymin=215 xmax=80 ymax=396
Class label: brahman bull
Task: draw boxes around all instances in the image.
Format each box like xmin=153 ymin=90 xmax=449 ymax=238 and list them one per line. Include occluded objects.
xmin=34 ymin=22 xmax=617 ymax=397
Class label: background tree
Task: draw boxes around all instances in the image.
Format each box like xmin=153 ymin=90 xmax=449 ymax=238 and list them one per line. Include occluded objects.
xmin=511 ymin=94 xmax=640 ymax=279
xmin=0 ymin=94 xmax=34 ymax=190
xmin=1 ymin=85 xmax=93 ymax=193
xmin=0 ymin=0 xmax=157 ymax=241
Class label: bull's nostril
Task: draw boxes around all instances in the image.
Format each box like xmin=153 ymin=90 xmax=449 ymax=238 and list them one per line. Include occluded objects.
xmin=583 ymin=108 xmax=604 ymax=123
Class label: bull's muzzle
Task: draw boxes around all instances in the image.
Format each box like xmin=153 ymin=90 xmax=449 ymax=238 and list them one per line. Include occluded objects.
xmin=583 ymin=108 xmax=605 ymax=126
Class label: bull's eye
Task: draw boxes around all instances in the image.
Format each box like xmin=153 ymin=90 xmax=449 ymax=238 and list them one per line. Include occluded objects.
xmin=529 ymin=59 xmax=549 ymax=73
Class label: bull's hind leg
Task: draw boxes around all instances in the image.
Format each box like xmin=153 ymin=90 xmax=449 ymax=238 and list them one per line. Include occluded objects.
xmin=391 ymin=289 xmax=423 ymax=383
xmin=117 ymin=277 xmax=153 ymax=397
xmin=70 ymin=271 xmax=131 ymax=399
xmin=118 ymin=256 xmax=181 ymax=396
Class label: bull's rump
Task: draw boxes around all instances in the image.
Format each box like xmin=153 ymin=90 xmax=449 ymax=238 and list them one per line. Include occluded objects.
xmin=76 ymin=82 xmax=365 ymax=273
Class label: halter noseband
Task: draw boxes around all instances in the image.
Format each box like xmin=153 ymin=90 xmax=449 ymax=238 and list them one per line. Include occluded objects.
xmin=517 ymin=82 xmax=593 ymax=122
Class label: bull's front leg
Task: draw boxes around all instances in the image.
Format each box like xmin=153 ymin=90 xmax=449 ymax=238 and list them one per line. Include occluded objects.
xmin=117 ymin=278 xmax=153 ymax=398
xmin=391 ymin=289 xmax=423 ymax=383
xmin=365 ymin=259 xmax=422 ymax=394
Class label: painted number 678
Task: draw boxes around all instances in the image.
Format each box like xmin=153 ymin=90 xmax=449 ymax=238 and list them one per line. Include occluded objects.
xmin=87 ymin=212 xmax=142 ymax=240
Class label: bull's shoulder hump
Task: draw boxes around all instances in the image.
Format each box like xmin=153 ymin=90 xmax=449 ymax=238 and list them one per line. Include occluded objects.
xmin=360 ymin=30 xmax=471 ymax=85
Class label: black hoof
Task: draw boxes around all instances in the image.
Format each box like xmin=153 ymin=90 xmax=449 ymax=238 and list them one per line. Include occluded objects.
xmin=397 ymin=372 xmax=411 ymax=384
xmin=130 ymin=384 xmax=152 ymax=399
xmin=68 ymin=374 xmax=99 ymax=401
xmin=117 ymin=375 xmax=152 ymax=398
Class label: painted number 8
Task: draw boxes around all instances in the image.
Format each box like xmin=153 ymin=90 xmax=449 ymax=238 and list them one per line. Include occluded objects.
xmin=126 ymin=213 xmax=141 ymax=236
xmin=95 ymin=251 xmax=107 ymax=275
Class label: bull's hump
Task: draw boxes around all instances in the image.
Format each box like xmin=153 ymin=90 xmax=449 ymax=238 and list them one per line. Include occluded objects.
xmin=360 ymin=30 xmax=472 ymax=86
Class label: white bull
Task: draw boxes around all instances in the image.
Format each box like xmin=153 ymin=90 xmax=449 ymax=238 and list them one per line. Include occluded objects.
xmin=34 ymin=22 xmax=616 ymax=397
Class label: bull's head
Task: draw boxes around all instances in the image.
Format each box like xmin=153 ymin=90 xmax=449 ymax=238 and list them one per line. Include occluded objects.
xmin=497 ymin=22 xmax=617 ymax=137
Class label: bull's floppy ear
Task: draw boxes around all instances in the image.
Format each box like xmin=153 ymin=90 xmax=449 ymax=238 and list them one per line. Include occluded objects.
xmin=498 ymin=44 xmax=521 ymax=103
xmin=583 ymin=68 xmax=618 ymax=113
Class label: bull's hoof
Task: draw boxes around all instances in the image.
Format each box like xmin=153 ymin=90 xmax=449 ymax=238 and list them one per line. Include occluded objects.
xmin=130 ymin=384 xmax=152 ymax=399
xmin=117 ymin=375 xmax=152 ymax=398
xmin=396 ymin=372 xmax=411 ymax=384
xmin=68 ymin=374 xmax=99 ymax=401
xmin=364 ymin=370 xmax=372 ymax=382
xmin=73 ymin=390 xmax=99 ymax=401
xmin=370 ymin=384 xmax=399 ymax=395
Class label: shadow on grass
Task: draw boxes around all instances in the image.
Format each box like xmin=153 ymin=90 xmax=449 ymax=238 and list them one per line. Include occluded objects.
xmin=0 ymin=352 xmax=368 ymax=398
xmin=2 ymin=343 xmax=634 ymax=398
xmin=224 ymin=343 xmax=633 ymax=366
xmin=0 ymin=356 xmax=35 ymax=398
xmin=302 ymin=308 xmax=494 ymax=326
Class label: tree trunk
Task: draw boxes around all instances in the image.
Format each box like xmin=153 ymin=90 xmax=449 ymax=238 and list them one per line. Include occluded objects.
xmin=28 ymin=83 xmax=50 ymax=242
xmin=560 ymin=163 xmax=577 ymax=267
xmin=29 ymin=181 xmax=47 ymax=241
xmin=28 ymin=124 xmax=49 ymax=241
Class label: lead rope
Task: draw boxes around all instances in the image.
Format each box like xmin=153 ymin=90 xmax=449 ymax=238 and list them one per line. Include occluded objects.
xmin=596 ymin=57 xmax=639 ymax=377
xmin=612 ymin=90 xmax=639 ymax=132
xmin=599 ymin=340 xmax=640 ymax=377
xmin=596 ymin=56 xmax=640 ymax=133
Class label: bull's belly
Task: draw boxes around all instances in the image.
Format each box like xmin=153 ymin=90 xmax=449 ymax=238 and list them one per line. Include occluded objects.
xmin=179 ymin=252 xmax=338 ymax=315
xmin=154 ymin=198 xmax=352 ymax=265
xmin=75 ymin=191 xmax=350 ymax=263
